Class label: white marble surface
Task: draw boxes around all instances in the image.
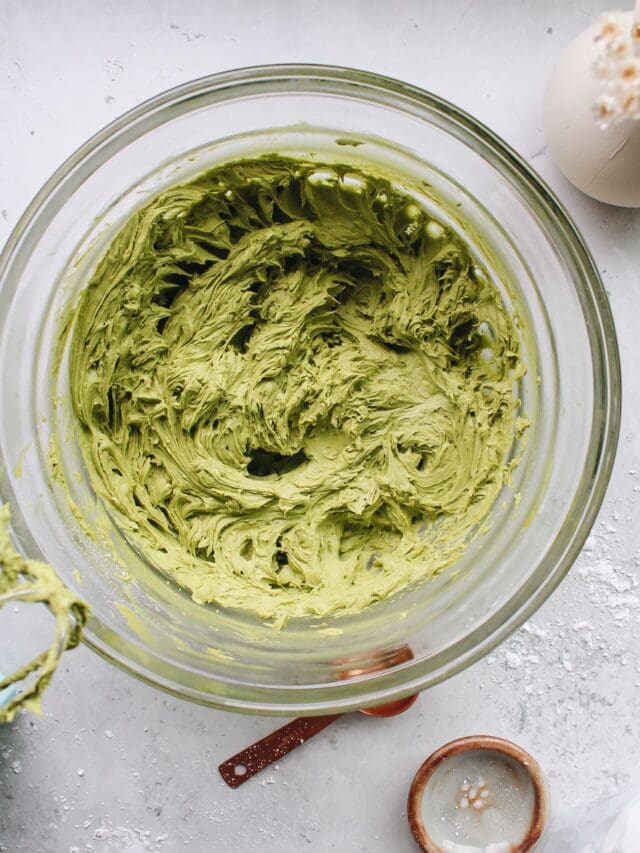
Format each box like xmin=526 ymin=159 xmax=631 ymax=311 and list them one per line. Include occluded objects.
xmin=1 ymin=1 xmax=639 ymax=851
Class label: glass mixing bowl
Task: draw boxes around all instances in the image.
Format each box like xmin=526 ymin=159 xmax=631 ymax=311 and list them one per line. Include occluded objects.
xmin=0 ymin=66 xmax=620 ymax=714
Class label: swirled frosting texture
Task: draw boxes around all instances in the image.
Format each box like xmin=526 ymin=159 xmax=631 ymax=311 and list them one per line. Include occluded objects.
xmin=67 ymin=157 xmax=525 ymax=625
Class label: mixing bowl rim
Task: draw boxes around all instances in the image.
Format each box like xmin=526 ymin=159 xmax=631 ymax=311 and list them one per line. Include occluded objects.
xmin=0 ymin=64 xmax=621 ymax=714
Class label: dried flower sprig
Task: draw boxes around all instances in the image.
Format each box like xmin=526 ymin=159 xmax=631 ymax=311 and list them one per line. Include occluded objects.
xmin=593 ymin=5 xmax=640 ymax=127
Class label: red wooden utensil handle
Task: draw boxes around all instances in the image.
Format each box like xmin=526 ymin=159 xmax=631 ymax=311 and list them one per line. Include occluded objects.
xmin=219 ymin=713 xmax=342 ymax=788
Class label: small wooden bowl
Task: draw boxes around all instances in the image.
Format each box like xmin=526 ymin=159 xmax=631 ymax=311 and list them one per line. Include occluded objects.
xmin=407 ymin=735 xmax=549 ymax=852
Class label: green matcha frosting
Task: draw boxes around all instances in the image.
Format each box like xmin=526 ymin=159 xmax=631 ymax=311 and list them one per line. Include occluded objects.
xmin=66 ymin=156 xmax=525 ymax=626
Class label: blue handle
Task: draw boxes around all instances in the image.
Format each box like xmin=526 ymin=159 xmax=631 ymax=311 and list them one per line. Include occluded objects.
xmin=0 ymin=672 xmax=16 ymax=710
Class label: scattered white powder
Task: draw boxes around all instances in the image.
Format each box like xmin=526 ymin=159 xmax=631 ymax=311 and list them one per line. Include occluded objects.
xmin=91 ymin=822 xmax=168 ymax=851
xmin=504 ymin=651 xmax=523 ymax=669
xmin=484 ymin=505 xmax=640 ymax=802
